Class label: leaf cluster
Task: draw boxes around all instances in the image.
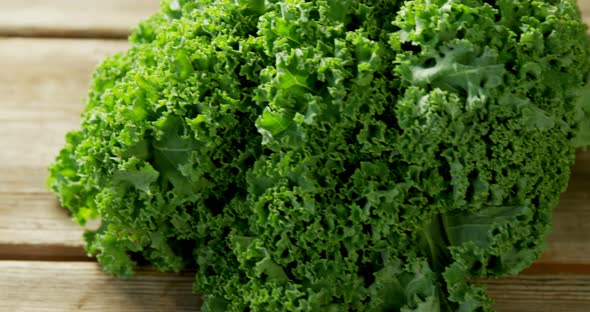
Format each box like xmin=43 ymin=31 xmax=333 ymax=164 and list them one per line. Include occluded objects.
xmin=48 ymin=0 xmax=590 ymax=310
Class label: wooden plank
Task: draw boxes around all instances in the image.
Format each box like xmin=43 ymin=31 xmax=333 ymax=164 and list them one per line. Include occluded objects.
xmin=538 ymin=150 xmax=590 ymax=266
xmin=0 ymin=193 xmax=98 ymax=261
xmin=0 ymin=38 xmax=127 ymax=192
xmin=0 ymin=0 xmax=160 ymax=38
xmin=581 ymin=0 xmax=590 ymax=23
xmin=0 ymin=38 xmax=126 ymax=258
xmin=0 ymin=0 xmax=585 ymax=39
xmin=488 ymin=274 xmax=590 ymax=312
xmin=0 ymin=261 xmax=588 ymax=312
xmin=0 ymin=261 xmax=200 ymax=312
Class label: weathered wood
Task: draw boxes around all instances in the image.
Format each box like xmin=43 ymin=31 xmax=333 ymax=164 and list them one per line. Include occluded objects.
xmin=0 ymin=38 xmax=127 ymax=194
xmin=538 ymin=150 xmax=590 ymax=266
xmin=0 ymin=0 xmax=160 ymax=38
xmin=0 ymin=0 xmax=587 ymax=39
xmin=581 ymin=0 xmax=590 ymax=22
xmin=0 ymin=193 xmax=99 ymax=260
xmin=0 ymin=261 xmax=200 ymax=311
xmin=1 ymin=262 xmax=589 ymax=312
xmin=488 ymin=274 xmax=590 ymax=312
xmin=0 ymin=39 xmax=126 ymax=257
xmin=0 ymin=261 xmax=588 ymax=312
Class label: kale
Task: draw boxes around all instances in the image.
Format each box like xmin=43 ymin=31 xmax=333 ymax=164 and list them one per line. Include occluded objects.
xmin=48 ymin=0 xmax=590 ymax=310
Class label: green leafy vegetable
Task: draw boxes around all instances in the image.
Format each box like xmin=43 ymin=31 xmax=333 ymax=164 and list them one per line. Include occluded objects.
xmin=48 ymin=0 xmax=590 ymax=310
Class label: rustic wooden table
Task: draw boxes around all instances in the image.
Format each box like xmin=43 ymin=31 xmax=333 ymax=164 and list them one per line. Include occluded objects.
xmin=0 ymin=1 xmax=588 ymax=311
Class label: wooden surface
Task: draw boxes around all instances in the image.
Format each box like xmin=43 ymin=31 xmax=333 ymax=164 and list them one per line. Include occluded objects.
xmin=0 ymin=261 xmax=199 ymax=311
xmin=0 ymin=39 xmax=126 ymax=260
xmin=0 ymin=0 xmax=160 ymax=38
xmin=488 ymin=274 xmax=590 ymax=312
xmin=0 ymin=1 xmax=588 ymax=311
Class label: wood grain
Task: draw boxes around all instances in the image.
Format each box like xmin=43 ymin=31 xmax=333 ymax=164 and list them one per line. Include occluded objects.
xmin=538 ymin=151 xmax=590 ymax=266
xmin=0 ymin=0 xmax=160 ymax=38
xmin=0 ymin=193 xmax=100 ymax=260
xmin=581 ymin=0 xmax=590 ymax=24
xmin=0 ymin=0 xmax=586 ymax=40
xmin=488 ymin=274 xmax=590 ymax=312
xmin=0 ymin=261 xmax=200 ymax=312
xmin=0 ymin=261 xmax=587 ymax=312
xmin=0 ymin=38 xmax=126 ymax=257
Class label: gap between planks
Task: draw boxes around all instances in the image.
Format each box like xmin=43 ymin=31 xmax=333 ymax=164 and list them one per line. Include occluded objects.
xmin=0 ymin=0 xmax=160 ymax=39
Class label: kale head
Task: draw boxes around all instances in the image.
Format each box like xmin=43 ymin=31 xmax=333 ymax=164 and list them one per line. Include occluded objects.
xmin=49 ymin=0 xmax=590 ymax=310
